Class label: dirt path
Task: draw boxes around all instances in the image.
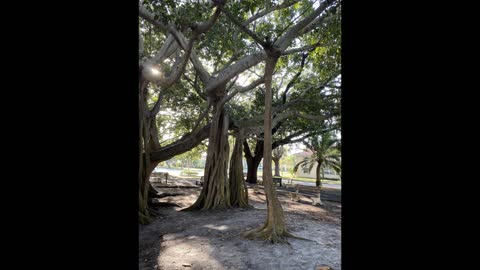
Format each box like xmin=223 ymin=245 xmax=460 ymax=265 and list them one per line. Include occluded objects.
xmin=140 ymin=179 xmax=341 ymax=270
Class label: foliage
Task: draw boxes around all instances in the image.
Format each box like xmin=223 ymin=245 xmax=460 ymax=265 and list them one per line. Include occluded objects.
xmin=293 ymin=131 xmax=341 ymax=176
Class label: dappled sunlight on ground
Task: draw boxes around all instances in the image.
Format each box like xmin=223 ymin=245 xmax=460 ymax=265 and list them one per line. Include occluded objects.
xmin=140 ymin=176 xmax=341 ymax=270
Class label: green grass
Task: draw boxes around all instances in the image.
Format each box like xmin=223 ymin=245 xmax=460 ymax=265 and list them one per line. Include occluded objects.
xmin=180 ymin=168 xmax=202 ymax=176
xmin=257 ymin=171 xmax=340 ymax=184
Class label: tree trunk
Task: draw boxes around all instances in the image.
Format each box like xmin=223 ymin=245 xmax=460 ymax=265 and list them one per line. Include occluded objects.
xmin=138 ymin=80 xmax=162 ymax=224
xmin=244 ymin=139 xmax=263 ymax=184
xmin=147 ymin=160 xmax=161 ymax=198
xmin=245 ymin=54 xmax=295 ymax=243
xmin=316 ymin=161 xmax=322 ymax=187
xmin=245 ymin=155 xmax=262 ymax=184
xmin=273 ymin=158 xmax=280 ymax=177
xmin=139 ymin=84 xmax=151 ymax=224
xmin=316 ymin=161 xmax=323 ymax=205
xmin=184 ymin=95 xmax=232 ymax=211
xmin=229 ymin=132 xmax=250 ymax=208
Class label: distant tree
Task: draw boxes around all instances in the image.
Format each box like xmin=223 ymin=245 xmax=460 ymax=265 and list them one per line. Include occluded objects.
xmin=294 ymin=131 xmax=341 ymax=189
xmin=272 ymin=146 xmax=285 ymax=177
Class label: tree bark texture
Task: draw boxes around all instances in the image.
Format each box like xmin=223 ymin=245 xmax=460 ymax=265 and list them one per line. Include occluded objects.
xmin=244 ymin=54 xmax=296 ymax=242
xmin=229 ymin=132 xmax=250 ymax=208
xmin=184 ymin=94 xmax=232 ymax=211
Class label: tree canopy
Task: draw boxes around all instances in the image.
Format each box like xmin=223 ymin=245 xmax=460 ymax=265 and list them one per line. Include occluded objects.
xmin=138 ymin=0 xmax=342 ymax=233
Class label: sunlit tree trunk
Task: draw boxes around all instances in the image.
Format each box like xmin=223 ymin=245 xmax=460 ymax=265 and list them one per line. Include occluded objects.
xmin=245 ymin=53 xmax=296 ymax=242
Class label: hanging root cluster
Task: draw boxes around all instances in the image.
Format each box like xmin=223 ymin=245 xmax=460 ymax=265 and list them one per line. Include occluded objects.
xmin=182 ymin=106 xmax=232 ymax=211
xmin=229 ymin=131 xmax=251 ymax=208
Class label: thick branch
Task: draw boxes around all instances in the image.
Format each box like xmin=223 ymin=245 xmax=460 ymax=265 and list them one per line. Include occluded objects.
xmin=300 ymin=2 xmax=340 ymax=36
xmin=143 ymin=38 xmax=195 ymax=86
xmin=150 ymin=123 xmax=211 ymax=162
xmin=282 ymin=53 xmax=308 ymax=103
xmin=244 ymin=0 xmax=300 ymax=25
xmin=243 ymin=140 xmax=253 ymax=159
xmin=191 ymin=5 xmax=222 ymax=34
xmin=206 ymin=51 xmax=267 ymax=94
xmin=149 ymin=91 xmax=166 ymax=119
xmin=189 ymin=49 xmax=211 ymax=84
xmin=139 ymin=5 xmax=167 ymax=32
xmin=281 ymin=41 xmax=324 ymax=55
xmin=140 ymin=3 xmax=219 ymax=85
xmin=275 ymin=0 xmax=335 ymax=50
xmin=148 ymin=34 xmax=177 ymax=65
xmin=212 ymin=51 xmax=243 ymax=77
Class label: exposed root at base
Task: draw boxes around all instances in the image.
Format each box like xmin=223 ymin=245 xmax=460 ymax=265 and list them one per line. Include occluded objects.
xmin=243 ymin=226 xmax=313 ymax=243
xmin=180 ymin=204 xmax=252 ymax=212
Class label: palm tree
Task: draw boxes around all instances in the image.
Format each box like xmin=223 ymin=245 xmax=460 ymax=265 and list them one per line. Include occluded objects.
xmin=294 ymin=132 xmax=341 ymax=188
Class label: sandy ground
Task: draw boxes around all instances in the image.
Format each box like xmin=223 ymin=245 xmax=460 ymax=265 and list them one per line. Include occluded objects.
xmin=140 ymin=177 xmax=341 ymax=270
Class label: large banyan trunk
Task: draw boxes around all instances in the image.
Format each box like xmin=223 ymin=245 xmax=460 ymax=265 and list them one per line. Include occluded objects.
xmin=138 ymin=79 xmax=163 ymax=224
xmin=229 ymin=132 xmax=250 ymax=208
xmin=184 ymin=101 xmax=231 ymax=211
xmin=139 ymin=82 xmax=151 ymax=224
xmin=245 ymin=54 xmax=296 ymax=243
